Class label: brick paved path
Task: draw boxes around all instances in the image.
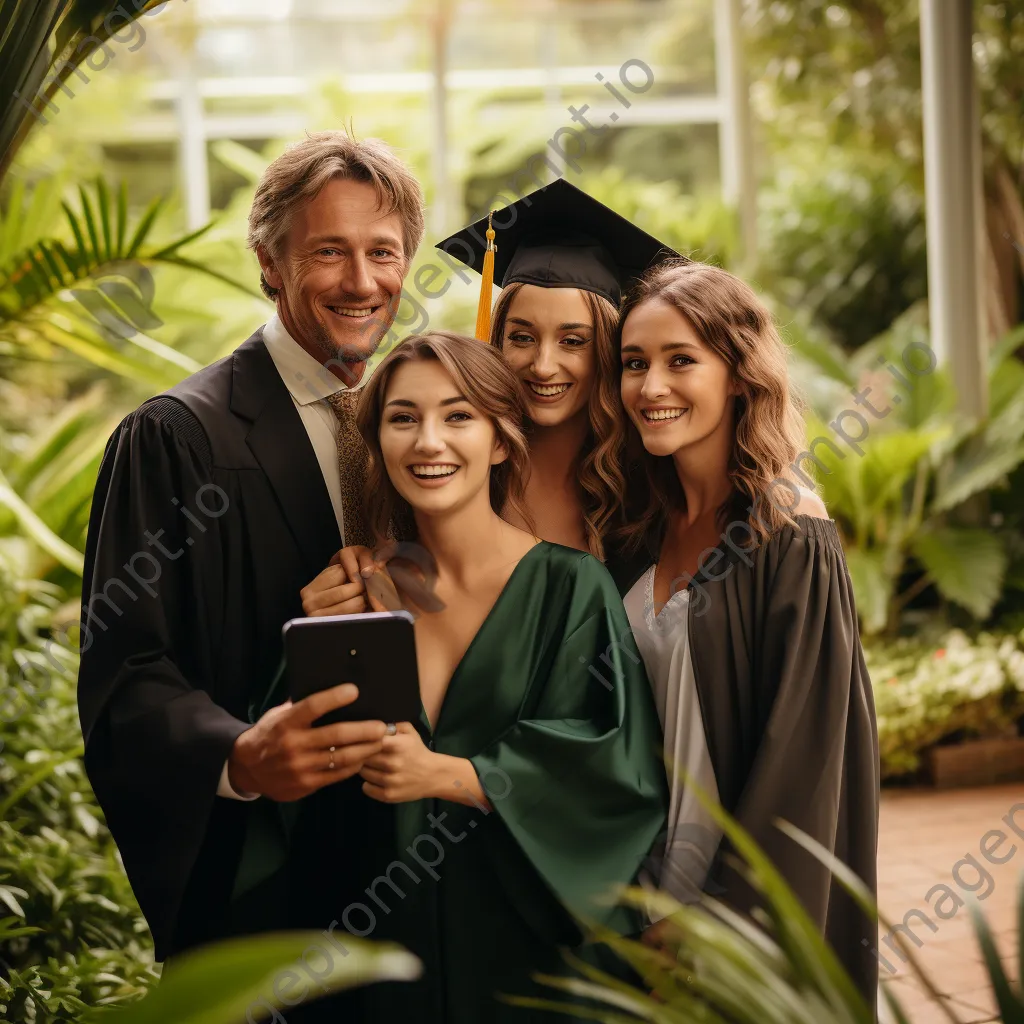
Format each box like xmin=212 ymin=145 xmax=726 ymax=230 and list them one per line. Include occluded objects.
xmin=877 ymin=784 xmax=1022 ymax=1023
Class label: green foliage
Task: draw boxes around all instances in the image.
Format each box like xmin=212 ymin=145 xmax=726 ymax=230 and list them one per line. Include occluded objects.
xmin=757 ymin=148 xmax=927 ymax=349
xmin=0 ymin=556 xmax=156 ymax=1023
xmin=514 ymin=784 xmax=1020 ymax=1024
xmin=0 ymin=178 xmax=259 ymax=389
xmin=86 ymin=932 xmax=421 ymax=1024
xmin=511 ymin=784 xmax=886 ymax=1023
xmin=576 ymin=165 xmax=739 ymax=268
xmin=866 ymin=626 xmax=1024 ymax=778
xmin=0 ymin=384 xmax=119 ymax=584
xmin=0 ymin=386 xmax=115 ymax=567
xmin=804 ymin=313 xmax=1024 ymax=633
xmin=1 ymin=1 xmax=176 ymax=179
xmin=970 ymin=886 xmax=1024 ymax=1024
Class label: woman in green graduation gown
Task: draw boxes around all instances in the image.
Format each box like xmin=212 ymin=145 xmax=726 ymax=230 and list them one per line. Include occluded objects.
xmin=434 ymin=178 xmax=677 ymax=560
xmin=608 ymin=260 xmax=880 ymax=1009
xmin=287 ymin=330 xmax=667 ymax=1022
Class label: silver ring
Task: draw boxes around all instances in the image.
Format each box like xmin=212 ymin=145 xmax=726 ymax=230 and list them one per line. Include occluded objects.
xmin=386 ymin=723 xmax=397 ymax=736
xmin=328 ymin=744 xmax=336 ymax=770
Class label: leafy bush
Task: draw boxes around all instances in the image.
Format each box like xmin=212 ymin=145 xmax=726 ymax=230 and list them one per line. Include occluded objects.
xmin=867 ymin=626 xmax=1024 ymax=779
xmin=758 ymin=147 xmax=928 ymax=350
xmin=0 ymin=556 xmax=156 ymax=1023
xmin=805 ymin=314 xmax=1024 ymax=633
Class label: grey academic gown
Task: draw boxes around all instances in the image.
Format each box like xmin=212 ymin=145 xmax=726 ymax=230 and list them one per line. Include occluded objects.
xmin=610 ymin=514 xmax=880 ymax=1011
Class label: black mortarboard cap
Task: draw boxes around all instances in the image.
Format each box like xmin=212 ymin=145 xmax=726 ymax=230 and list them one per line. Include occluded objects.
xmin=435 ymin=178 xmax=680 ymax=338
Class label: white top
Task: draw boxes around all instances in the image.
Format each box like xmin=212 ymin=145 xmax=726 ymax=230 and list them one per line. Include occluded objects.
xmin=624 ymin=565 xmax=722 ymax=911
xmin=216 ymin=315 xmax=362 ymax=801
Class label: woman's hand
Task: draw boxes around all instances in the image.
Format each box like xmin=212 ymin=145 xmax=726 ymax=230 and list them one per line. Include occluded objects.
xmin=359 ymin=722 xmax=444 ymax=803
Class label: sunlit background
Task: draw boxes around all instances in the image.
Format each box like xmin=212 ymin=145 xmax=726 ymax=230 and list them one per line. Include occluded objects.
xmin=1 ymin=2 xmax=1023 ymax=1021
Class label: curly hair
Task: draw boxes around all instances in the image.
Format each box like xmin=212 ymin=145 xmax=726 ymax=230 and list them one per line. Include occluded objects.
xmin=489 ymin=282 xmax=627 ymax=560
xmin=614 ymin=260 xmax=806 ymax=556
xmin=356 ymin=331 xmax=535 ymax=545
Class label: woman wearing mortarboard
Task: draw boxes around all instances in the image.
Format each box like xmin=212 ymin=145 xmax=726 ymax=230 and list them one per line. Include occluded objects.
xmin=435 ymin=178 xmax=678 ymax=560
xmin=443 ymin=187 xmax=879 ymax=1010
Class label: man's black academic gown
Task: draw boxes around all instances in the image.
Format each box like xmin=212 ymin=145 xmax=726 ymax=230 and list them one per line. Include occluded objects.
xmin=77 ymin=329 xmax=387 ymax=999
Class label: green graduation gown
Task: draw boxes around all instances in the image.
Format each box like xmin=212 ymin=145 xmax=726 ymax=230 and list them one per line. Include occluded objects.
xmin=239 ymin=541 xmax=668 ymax=1023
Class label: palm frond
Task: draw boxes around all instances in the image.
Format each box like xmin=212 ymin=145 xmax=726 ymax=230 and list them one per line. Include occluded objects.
xmin=0 ymin=178 xmax=258 ymax=385
xmin=967 ymin=901 xmax=1022 ymax=1022
xmin=0 ymin=467 xmax=83 ymax=575
xmin=1 ymin=1 xmax=176 ymax=177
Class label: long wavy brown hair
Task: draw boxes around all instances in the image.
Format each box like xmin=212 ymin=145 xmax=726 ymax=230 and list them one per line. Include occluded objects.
xmin=614 ymin=260 xmax=806 ymax=557
xmin=356 ymin=331 xmax=535 ymax=545
xmin=490 ymin=282 xmax=627 ymax=560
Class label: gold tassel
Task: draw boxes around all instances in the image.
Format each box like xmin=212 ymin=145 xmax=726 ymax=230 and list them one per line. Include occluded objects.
xmin=474 ymin=212 xmax=497 ymax=342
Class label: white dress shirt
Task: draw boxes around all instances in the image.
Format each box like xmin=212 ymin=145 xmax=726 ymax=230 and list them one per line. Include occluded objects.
xmin=217 ymin=315 xmax=364 ymax=800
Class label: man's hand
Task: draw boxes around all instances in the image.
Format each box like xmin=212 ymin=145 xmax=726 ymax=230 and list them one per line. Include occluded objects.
xmin=641 ymin=917 xmax=682 ymax=952
xmin=302 ymin=545 xmax=404 ymax=615
xmin=359 ymin=722 xmax=445 ymax=803
xmin=300 ymin=546 xmax=376 ymax=616
xmin=228 ymin=683 xmax=388 ymax=801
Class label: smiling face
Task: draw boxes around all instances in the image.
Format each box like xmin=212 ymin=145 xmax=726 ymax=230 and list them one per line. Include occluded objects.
xmin=619 ymin=298 xmax=738 ymax=460
xmin=379 ymin=358 xmax=508 ymax=520
xmin=259 ymin=177 xmax=407 ymax=383
xmin=499 ymin=284 xmax=597 ymax=428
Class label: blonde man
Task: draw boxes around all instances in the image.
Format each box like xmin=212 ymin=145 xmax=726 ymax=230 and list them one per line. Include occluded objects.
xmin=78 ymin=133 xmax=425 ymax=1001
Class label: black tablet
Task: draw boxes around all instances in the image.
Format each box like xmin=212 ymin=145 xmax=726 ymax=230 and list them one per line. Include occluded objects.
xmin=283 ymin=611 xmax=422 ymax=725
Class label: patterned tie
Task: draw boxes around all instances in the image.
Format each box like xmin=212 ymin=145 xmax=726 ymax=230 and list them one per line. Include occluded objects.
xmin=326 ymin=389 xmax=376 ymax=549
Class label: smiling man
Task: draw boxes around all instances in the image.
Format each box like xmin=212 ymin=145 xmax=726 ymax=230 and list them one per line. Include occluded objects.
xmin=77 ymin=132 xmax=425 ymax=1017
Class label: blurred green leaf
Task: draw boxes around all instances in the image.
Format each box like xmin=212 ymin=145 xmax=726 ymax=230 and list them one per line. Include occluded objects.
xmin=911 ymin=528 xmax=1007 ymax=620
xmin=86 ymin=932 xmax=421 ymax=1024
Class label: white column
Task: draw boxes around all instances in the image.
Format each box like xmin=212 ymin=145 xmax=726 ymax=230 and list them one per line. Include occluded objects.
xmin=919 ymin=0 xmax=987 ymax=417
xmin=714 ymin=0 xmax=756 ymax=266
xmin=176 ymin=66 xmax=210 ymax=231
xmin=429 ymin=0 xmax=452 ymax=235
xmin=541 ymin=0 xmax=564 ymax=179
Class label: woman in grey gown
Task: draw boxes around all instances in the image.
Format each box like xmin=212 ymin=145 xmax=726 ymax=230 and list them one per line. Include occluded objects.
xmin=608 ymin=259 xmax=880 ymax=1011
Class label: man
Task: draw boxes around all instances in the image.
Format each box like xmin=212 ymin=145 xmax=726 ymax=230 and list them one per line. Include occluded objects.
xmin=77 ymin=132 xmax=426 ymax=988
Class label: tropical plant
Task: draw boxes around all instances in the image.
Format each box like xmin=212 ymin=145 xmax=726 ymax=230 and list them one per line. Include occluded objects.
xmin=1 ymin=1 xmax=184 ymax=180
xmin=0 ymin=176 xmax=259 ymax=390
xmin=970 ymin=890 xmax=1024 ymax=1024
xmin=745 ymin=0 xmax=1024 ymax=339
xmin=0 ymin=174 xmax=263 ymax=581
xmin=0 ymin=384 xmax=119 ymax=581
xmin=802 ymin=310 xmax=1024 ymax=634
xmin=85 ymin=931 xmax=420 ymax=1024
xmin=512 ymin=784 xmax=1018 ymax=1024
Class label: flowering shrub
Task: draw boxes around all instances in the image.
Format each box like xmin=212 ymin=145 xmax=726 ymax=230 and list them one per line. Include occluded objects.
xmin=867 ymin=628 xmax=1024 ymax=778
